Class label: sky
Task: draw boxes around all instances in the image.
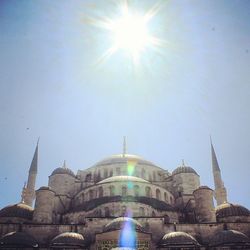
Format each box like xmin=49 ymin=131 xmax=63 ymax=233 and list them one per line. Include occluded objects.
xmin=0 ymin=0 xmax=249 ymax=209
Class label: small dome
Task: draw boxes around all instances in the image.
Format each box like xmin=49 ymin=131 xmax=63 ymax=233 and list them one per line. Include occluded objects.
xmin=193 ymin=186 xmax=213 ymax=193
xmin=38 ymin=186 xmax=54 ymax=192
xmin=210 ymin=230 xmax=250 ymax=247
xmin=0 ymin=203 xmax=33 ymax=220
xmin=51 ymin=232 xmax=89 ymax=248
xmin=159 ymin=232 xmax=200 ymax=247
xmin=98 ymin=175 xmax=149 ymax=184
xmin=216 ymin=203 xmax=250 ymax=218
xmin=104 ymin=217 xmax=144 ymax=232
xmin=172 ymin=166 xmax=198 ymax=176
xmin=51 ymin=167 xmax=75 ymax=177
xmin=0 ymin=231 xmax=38 ymax=248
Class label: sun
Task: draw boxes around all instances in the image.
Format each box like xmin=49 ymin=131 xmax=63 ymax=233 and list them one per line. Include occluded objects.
xmin=109 ymin=12 xmax=151 ymax=62
xmin=87 ymin=1 xmax=164 ymax=65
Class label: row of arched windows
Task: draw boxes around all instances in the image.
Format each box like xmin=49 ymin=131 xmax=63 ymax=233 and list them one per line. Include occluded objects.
xmin=92 ymin=206 xmax=147 ymax=217
xmin=84 ymin=168 xmax=161 ymax=183
xmin=76 ymin=185 xmax=174 ymax=204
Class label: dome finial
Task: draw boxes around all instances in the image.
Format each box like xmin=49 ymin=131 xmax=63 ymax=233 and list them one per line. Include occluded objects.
xmin=63 ymin=160 xmax=66 ymax=169
xmin=123 ymin=136 xmax=127 ymax=157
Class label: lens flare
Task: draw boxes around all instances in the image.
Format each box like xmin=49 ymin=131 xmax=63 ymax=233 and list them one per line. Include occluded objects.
xmin=119 ymin=210 xmax=137 ymax=249
xmin=127 ymin=160 xmax=137 ymax=189
xmin=127 ymin=161 xmax=135 ymax=176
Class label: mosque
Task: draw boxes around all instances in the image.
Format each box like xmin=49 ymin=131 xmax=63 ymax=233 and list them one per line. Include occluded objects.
xmin=0 ymin=139 xmax=250 ymax=249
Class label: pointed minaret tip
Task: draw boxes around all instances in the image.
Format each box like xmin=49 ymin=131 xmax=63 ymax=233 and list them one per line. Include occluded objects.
xmin=211 ymin=138 xmax=220 ymax=172
xmin=182 ymin=159 xmax=185 ymax=166
xmin=123 ymin=136 xmax=127 ymax=157
xmin=29 ymin=140 xmax=38 ymax=173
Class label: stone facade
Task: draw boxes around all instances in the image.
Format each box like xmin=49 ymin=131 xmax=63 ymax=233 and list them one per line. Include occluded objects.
xmin=0 ymin=145 xmax=250 ymax=249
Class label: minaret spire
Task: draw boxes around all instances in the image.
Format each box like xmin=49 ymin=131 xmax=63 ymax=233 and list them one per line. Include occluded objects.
xmin=22 ymin=139 xmax=39 ymax=207
xmin=210 ymin=138 xmax=227 ymax=206
xmin=123 ymin=136 xmax=127 ymax=157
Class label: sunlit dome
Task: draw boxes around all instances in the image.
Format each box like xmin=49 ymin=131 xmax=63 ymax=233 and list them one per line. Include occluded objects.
xmin=104 ymin=217 xmax=143 ymax=232
xmin=216 ymin=203 xmax=250 ymax=218
xmin=93 ymin=154 xmax=159 ymax=168
xmin=50 ymin=232 xmax=90 ymax=248
xmin=159 ymin=232 xmax=200 ymax=247
xmin=98 ymin=175 xmax=149 ymax=184
xmin=0 ymin=203 xmax=33 ymax=220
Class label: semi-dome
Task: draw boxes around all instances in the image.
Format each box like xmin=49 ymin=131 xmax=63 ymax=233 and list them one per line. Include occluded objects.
xmin=172 ymin=166 xmax=198 ymax=176
xmin=158 ymin=231 xmax=200 ymax=247
xmin=98 ymin=175 xmax=149 ymax=184
xmin=210 ymin=230 xmax=250 ymax=247
xmin=104 ymin=217 xmax=144 ymax=232
xmin=216 ymin=203 xmax=250 ymax=218
xmin=0 ymin=231 xmax=38 ymax=248
xmin=93 ymin=154 xmax=159 ymax=168
xmin=50 ymin=232 xmax=89 ymax=248
xmin=51 ymin=167 xmax=75 ymax=177
xmin=0 ymin=203 xmax=33 ymax=220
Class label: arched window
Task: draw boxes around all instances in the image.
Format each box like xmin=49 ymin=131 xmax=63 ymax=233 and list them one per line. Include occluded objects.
xmin=145 ymin=186 xmax=152 ymax=197
xmin=81 ymin=193 xmax=85 ymax=202
xmin=89 ymin=189 xmax=94 ymax=200
xmin=122 ymin=186 xmax=127 ymax=196
xmin=163 ymin=214 xmax=170 ymax=224
xmin=116 ymin=167 xmax=121 ymax=175
xmin=164 ymin=192 xmax=168 ymax=202
xmin=149 ymin=174 xmax=152 ymax=182
xmin=153 ymin=171 xmax=156 ymax=181
xmin=104 ymin=169 xmax=108 ymax=178
xmin=141 ymin=169 xmax=146 ymax=179
xmin=152 ymin=211 xmax=156 ymax=217
xmin=139 ymin=207 xmax=145 ymax=216
xmin=170 ymin=196 xmax=173 ymax=205
xmin=85 ymin=173 xmax=92 ymax=183
xmin=97 ymin=170 xmax=101 ymax=182
xmin=134 ymin=185 xmax=140 ymax=196
xmin=156 ymin=189 xmax=161 ymax=200
xmin=109 ymin=169 xmax=113 ymax=177
xmin=98 ymin=186 xmax=103 ymax=198
xmin=104 ymin=207 xmax=110 ymax=217
xmin=109 ymin=185 xmax=115 ymax=196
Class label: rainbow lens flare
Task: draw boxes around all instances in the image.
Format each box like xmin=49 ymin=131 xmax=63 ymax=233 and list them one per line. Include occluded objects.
xmin=119 ymin=212 xmax=137 ymax=249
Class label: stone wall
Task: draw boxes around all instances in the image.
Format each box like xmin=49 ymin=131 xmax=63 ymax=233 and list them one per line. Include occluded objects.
xmin=1 ymin=221 xmax=249 ymax=248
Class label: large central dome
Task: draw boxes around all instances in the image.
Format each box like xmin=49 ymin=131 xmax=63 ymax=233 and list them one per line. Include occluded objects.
xmin=93 ymin=154 xmax=159 ymax=168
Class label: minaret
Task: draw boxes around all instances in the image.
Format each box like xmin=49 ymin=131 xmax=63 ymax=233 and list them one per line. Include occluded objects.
xmin=22 ymin=139 xmax=39 ymax=207
xmin=211 ymin=139 xmax=227 ymax=205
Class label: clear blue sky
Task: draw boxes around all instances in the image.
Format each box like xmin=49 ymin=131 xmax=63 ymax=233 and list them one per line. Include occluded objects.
xmin=0 ymin=0 xmax=249 ymax=209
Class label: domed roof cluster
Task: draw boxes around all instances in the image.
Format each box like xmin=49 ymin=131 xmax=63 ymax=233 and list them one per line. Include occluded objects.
xmin=210 ymin=229 xmax=250 ymax=247
xmin=104 ymin=217 xmax=144 ymax=232
xmin=94 ymin=154 xmax=159 ymax=168
xmin=98 ymin=175 xmax=149 ymax=184
xmin=216 ymin=203 xmax=250 ymax=218
xmin=51 ymin=232 xmax=89 ymax=248
xmin=51 ymin=167 xmax=75 ymax=177
xmin=159 ymin=231 xmax=200 ymax=247
xmin=0 ymin=231 xmax=38 ymax=248
xmin=172 ymin=166 xmax=198 ymax=176
xmin=0 ymin=203 xmax=33 ymax=220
